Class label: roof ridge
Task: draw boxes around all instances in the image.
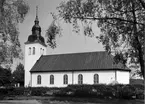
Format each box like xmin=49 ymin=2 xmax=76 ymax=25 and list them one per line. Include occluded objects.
xmin=43 ymin=51 xmax=107 ymax=57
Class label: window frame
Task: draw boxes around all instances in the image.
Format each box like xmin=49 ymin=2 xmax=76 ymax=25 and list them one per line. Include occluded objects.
xmin=37 ymin=75 xmax=41 ymax=85
xmin=33 ymin=47 xmax=35 ymax=55
xmin=78 ymin=74 xmax=83 ymax=84
xmin=50 ymin=75 xmax=54 ymax=85
xmin=94 ymin=74 xmax=99 ymax=84
xmin=40 ymin=48 xmax=42 ymax=54
xmin=42 ymin=49 xmax=44 ymax=55
xmin=63 ymin=74 xmax=68 ymax=84
xmin=29 ymin=47 xmax=31 ymax=55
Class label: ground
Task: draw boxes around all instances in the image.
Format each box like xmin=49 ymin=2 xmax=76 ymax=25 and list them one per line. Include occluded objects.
xmin=0 ymin=96 xmax=144 ymax=104
xmin=0 ymin=100 xmax=39 ymax=104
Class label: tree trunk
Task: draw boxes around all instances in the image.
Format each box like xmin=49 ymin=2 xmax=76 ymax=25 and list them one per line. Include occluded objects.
xmin=137 ymin=38 xmax=144 ymax=78
xmin=132 ymin=1 xmax=144 ymax=79
xmin=144 ymin=29 xmax=145 ymax=79
xmin=138 ymin=0 xmax=145 ymax=79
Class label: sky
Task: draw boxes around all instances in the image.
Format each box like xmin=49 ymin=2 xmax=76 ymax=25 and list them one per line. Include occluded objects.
xmin=15 ymin=0 xmax=104 ymax=68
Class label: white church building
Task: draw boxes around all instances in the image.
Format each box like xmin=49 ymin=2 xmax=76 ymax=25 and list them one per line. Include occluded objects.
xmin=24 ymin=11 xmax=130 ymax=87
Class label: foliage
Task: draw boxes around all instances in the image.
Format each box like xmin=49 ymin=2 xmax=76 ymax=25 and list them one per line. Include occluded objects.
xmin=7 ymin=87 xmax=25 ymax=96
xmin=130 ymin=78 xmax=144 ymax=85
xmin=0 ymin=0 xmax=29 ymax=67
xmin=121 ymin=85 xmax=136 ymax=99
xmin=54 ymin=84 xmax=144 ymax=99
xmin=47 ymin=0 xmax=145 ymax=78
xmin=0 ymin=84 xmax=144 ymax=100
xmin=12 ymin=63 xmax=24 ymax=86
xmin=46 ymin=13 xmax=62 ymax=49
xmin=30 ymin=87 xmax=47 ymax=96
xmin=0 ymin=67 xmax=12 ymax=86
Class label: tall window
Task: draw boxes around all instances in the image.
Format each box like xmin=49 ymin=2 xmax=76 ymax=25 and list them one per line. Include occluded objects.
xmin=94 ymin=74 xmax=99 ymax=84
xmin=50 ymin=75 xmax=54 ymax=84
xmin=29 ymin=47 xmax=31 ymax=55
xmin=78 ymin=74 xmax=83 ymax=84
xmin=33 ymin=47 xmax=35 ymax=55
xmin=63 ymin=74 xmax=68 ymax=84
xmin=37 ymin=75 xmax=41 ymax=84
xmin=42 ymin=49 xmax=44 ymax=55
xmin=40 ymin=48 xmax=42 ymax=54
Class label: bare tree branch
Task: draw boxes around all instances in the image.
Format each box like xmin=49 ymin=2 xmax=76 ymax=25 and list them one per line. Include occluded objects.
xmin=138 ymin=0 xmax=145 ymax=9
xmin=73 ymin=16 xmax=145 ymax=26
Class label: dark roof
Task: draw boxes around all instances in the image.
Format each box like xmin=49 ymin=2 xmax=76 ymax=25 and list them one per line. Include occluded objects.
xmin=30 ymin=51 xmax=130 ymax=72
xmin=25 ymin=36 xmax=47 ymax=47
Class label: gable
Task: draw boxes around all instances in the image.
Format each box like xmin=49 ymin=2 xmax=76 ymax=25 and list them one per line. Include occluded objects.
xmin=30 ymin=51 xmax=130 ymax=72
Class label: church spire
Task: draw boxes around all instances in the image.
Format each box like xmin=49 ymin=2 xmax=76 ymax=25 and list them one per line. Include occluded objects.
xmin=35 ymin=6 xmax=39 ymax=24
xmin=35 ymin=6 xmax=39 ymax=23
xmin=26 ymin=6 xmax=46 ymax=46
xmin=31 ymin=6 xmax=41 ymax=35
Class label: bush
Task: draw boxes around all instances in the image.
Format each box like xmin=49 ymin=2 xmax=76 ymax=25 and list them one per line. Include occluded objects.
xmin=133 ymin=84 xmax=144 ymax=99
xmin=0 ymin=84 xmax=144 ymax=100
xmin=54 ymin=84 xmax=144 ymax=99
xmin=121 ymin=85 xmax=136 ymax=99
xmin=0 ymin=88 xmax=10 ymax=100
xmin=31 ymin=87 xmax=48 ymax=96
xmin=8 ymin=87 xmax=25 ymax=96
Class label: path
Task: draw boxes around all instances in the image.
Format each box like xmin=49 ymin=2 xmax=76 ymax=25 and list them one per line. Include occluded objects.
xmin=0 ymin=100 xmax=41 ymax=104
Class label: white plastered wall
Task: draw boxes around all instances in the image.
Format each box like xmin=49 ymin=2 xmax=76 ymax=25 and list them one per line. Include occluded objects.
xmin=24 ymin=43 xmax=46 ymax=87
xmin=31 ymin=72 xmax=72 ymax=87
xmin=116 ymin=71 xmax=130 ymax=84
xmin=31 ymin=70 xmax=119 ymax=87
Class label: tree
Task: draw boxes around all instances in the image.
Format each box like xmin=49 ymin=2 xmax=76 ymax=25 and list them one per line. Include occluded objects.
xmin=46 ymin=13 xmax=62 ymax=49
xmin=12 ymin=63 xmax=24 ymax=86
xmin=46 ymin=0 xmax=145 ymax=78
xmin=0 ymin=0 xmax=29 ymax=68
xmin=0 ymin=67 xmax=12 ymax=86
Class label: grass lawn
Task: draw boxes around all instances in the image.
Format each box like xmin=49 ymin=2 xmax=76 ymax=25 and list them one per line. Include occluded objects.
xmin=1 ymin=96 xmax=144 ymax=104
xmin=0 ymin=100 xmax=40 ymax=104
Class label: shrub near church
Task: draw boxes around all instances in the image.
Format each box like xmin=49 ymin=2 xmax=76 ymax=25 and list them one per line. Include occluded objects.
xmin=0 ymin=84 xmax=144 ymax=100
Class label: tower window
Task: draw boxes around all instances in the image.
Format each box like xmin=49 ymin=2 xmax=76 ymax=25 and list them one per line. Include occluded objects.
xmin=94 ymin=74 xmax=99 ymax=84
xmin=33 ymin=47 xmax=35 ymax=55
xmin=42 ymin=49 xmax=44 ymax=55
xmin=37 ymin=75 xmax=41 ymax=84
xmin=63 ymin=74 xmax=68 ymax=84
xmin=50 ymin=75 xmax=54 ymax=85
xmin=40 ymin=48 xmax=42 ymax=54
xmin=29 ymin=47 xmax=31 ymax=55
xmin=78 ymin=74 xmax=83 ymax=84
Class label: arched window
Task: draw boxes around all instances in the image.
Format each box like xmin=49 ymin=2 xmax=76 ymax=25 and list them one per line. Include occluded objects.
xmin=40 ymin=48 xmax=42 ymax=54
xmin=33 ymin=47 xmax=35 ymax=55
xmin=63 ymin=74 xmax=68 ymax=84
xmin=29 ymin=47 xmax=31 ymax=55
xmin=42 ymin=49 xmax=44 ymax=55
xmin=37 ymin=75 xmax=41 ymax=84
xmin=50 ymin=75 xmax=54 ymax=84
xmin=78 ymin=74 xmax=83 ymax=84
xmin=94 ymin=74 xmax=99 ymax=84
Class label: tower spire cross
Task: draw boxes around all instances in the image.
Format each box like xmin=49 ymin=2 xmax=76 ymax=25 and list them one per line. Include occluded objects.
xmin=35 ymin=6 xmax=39 ymax=22
xmin=36 ymin=6 xmax=38 ymax=17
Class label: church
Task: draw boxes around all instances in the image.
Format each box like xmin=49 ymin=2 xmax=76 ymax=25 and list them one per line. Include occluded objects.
xmin=24 ymin=10 xmax=130 ymax=87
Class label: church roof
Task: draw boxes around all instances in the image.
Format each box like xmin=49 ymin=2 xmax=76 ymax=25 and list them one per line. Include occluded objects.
xmin=30 ymin=51 xmax=130 ymax=72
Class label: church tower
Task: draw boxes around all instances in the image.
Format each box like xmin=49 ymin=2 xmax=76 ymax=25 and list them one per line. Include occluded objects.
xmin=24 ymin=6 xmax=47 ymax=87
